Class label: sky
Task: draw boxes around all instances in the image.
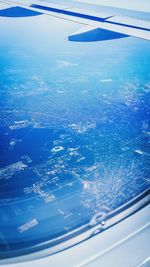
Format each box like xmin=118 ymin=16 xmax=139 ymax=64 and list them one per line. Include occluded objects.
xmin=77 ymin=0 xmax=150 ymax=12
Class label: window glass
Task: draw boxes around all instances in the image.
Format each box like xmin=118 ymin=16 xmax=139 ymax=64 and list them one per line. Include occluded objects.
xmin=0 ymin=5 xmax=150 ymax=258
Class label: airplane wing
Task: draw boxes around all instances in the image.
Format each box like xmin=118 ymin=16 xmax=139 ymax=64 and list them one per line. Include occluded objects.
xmin=0 ymin=0 xmax=150 ymax=41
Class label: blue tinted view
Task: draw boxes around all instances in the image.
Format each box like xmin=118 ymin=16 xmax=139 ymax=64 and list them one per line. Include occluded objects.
xmin=0 ymin=3 xmax=150 ymax=258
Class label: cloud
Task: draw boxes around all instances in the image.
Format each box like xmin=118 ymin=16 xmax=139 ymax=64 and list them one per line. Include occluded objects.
xmin=57 ymin=60 xmax=78 ymax=68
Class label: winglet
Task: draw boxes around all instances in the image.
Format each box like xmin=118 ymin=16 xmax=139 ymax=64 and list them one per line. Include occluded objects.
xmin=68 ymin=26 xmax=128 ymax=42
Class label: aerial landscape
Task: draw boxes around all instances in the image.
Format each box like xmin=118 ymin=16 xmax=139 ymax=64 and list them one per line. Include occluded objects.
xmin=0 ymin=0 xmax=150 ymax=263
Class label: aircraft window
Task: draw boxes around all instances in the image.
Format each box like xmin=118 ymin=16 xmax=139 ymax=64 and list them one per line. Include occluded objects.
xmin=0 ymin=6 xmax=150 ymax=259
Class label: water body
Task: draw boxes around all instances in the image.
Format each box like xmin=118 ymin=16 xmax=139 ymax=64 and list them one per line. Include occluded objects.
xmin=0 ymin=6 xmax=150 ymax=258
